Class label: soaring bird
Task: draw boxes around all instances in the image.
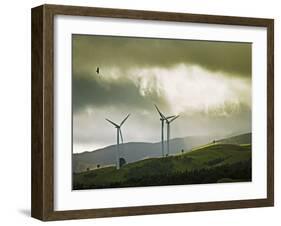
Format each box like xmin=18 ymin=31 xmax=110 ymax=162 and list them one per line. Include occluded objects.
xmin=96 ymin=67 xmax=100 ymax=74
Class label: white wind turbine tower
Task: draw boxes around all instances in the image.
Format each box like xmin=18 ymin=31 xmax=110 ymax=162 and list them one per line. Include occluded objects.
xmin=105 ymin=114 xmax=130 ymax=169
xmin=154 ymin=105 xmax=175 ymax=157
xmin=166 ymin=115 xmax=180 ymax=156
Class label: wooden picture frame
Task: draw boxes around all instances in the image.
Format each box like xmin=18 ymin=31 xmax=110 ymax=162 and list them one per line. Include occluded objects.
xmin=31 ymin=4 xmax=274 ymax=221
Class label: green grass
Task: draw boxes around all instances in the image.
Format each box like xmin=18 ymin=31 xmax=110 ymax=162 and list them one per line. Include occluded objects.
xmin=73 ymin=143 xmax=251 ymax=189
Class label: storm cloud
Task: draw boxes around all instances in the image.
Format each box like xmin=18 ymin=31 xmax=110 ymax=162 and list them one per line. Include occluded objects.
xmin=73 ymin=73 xmax=166 ymax=112
xmin=73 ymin=35 xmax=251 ymax=77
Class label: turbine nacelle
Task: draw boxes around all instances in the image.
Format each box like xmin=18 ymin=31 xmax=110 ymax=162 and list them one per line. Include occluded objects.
xmin=106 ymin=114 xmax=130 ymax=128
xmin=166 ymin=115 xmax=180 ymax=124
xmin=154 ymin=104 xmax=178 ymax=122
xmin=161 ymin=115 xmax=176 ymax=121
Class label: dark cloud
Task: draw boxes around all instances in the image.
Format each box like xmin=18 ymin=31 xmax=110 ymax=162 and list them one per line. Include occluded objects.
xmin=73 ymin=74 xmax=166 ymax=112
xmin=73 ymin=34 xmax=251 ymax=77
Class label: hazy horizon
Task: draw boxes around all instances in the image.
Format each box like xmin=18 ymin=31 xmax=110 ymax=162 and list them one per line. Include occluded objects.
xmin=74 ymin=131 xmax=252 ymax=155
xmin=72 ymin=35 xmax=252 ymax=154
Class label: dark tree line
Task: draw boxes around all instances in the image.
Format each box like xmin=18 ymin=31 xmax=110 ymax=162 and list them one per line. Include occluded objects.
xmin=73 ymin=160 xmax=251 ymax=190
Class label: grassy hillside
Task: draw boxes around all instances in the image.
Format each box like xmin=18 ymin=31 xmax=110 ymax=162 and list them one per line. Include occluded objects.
xmin=73 ymin=143 xmax=251 ymax=189
xmin=218 ymin=133 xmax=251 ymax=144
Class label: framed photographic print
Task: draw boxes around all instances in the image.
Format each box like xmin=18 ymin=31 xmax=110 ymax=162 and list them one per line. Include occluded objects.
xmin=31 ymin=4 xmax=274 ymax=221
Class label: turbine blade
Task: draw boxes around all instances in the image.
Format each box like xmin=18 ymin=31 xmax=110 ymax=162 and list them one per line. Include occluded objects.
xmin=119 ymin=129 xmax=124 ymax=144
xmin=170 ymin=115 xmax=180 ymax=123
xmin=120 ymin=114 xmax=130 ymax=126
xmin=166 ymin=115 xmax=176 ymax=120
xmin=105 ymin=118 xmax=119 ymax=127
xmin=154 ymin=104 xmax=166 ymax=119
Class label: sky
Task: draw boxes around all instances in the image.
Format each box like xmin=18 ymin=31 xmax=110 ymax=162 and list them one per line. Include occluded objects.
xmin=72 ymin=34 xmax=252 ymax=153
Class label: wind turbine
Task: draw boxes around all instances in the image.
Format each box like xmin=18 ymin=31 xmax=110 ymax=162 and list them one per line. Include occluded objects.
xmin=154 ymin=105 xmax=175 ymax=157
xmin=166 ymin=115 xmax=180 ymax=156
xmin=105 ymin=114 xmax=130 ymax=169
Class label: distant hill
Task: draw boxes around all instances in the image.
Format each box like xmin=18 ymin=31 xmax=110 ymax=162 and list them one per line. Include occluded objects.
xmin=73 ymin=135 xmax=221 ymax=173
xmin=73 ymin=143 xmax=252 ymax=189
